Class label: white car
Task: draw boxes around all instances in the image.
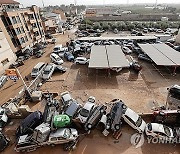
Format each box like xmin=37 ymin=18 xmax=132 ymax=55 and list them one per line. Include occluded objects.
xmin=61 ymin=91 xmax=74 ymax=106
xmin=42 ymin=63 xmax=55 ymax=80
xmin=145 ymin=123 xmax=174 ymax=141
xmin=0 ymin=76 xmax=8 ymax=89
xmin=122 ymin=107 xmax=146 ymax=133
xmin=122 ymin=47 xmax=132 ymax=54
xmin=74 ymin=57 xmax=89 ymax=65
xmin=53 ymin=44 xmax=64 ymax=57
xmin=77 ymin=96 xmax=95 ymax=123
xmin=0 ymin=107 xmax=8 ymax=130
xmin=50 ymin=53 xmax=63 ymax=65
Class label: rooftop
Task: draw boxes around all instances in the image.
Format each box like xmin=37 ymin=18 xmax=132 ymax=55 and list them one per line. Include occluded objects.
xmin=0 ymin=0 xmax=20 ymax=4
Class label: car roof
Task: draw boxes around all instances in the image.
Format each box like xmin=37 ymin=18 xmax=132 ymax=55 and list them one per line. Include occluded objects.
xmin=149 ymin=123 xmax=173 ymax=136
xmin=76 ymin=57 xmax=86 ymax=60
xmin=51 ymin=53 xmax=59 ymax=58
xmin=54 ymin=44 xmax=62 ymax=48
xmin=83 ymin=102 xmax=94 ymax=110
xmin=45 ymin=64 xmax=53 ymax=70
xmin=124 ymin=108 xmax=139 ymax=122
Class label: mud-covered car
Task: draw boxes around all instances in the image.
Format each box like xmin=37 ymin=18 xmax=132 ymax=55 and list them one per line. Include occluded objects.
xmin=153 ymin=109 xmax=180 ymax=126
xmin=16 ymin=111 xmax=43 ymax=138
xmin=0 ymin=107 xmax=8 ymax=130
xmin=106 ymin=100 xmax=125 ymax=131
xmin=63 ymin=101 xmax=81 ymax=118
xmin=84 ymin=104 xmax=107 ymax=131
xmin=0 ymin=132 xmax=10 ymax=152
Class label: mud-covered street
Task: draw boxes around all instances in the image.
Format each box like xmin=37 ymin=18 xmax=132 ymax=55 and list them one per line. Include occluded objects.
xmin=1 ymin=28 xmax=180 ymax=154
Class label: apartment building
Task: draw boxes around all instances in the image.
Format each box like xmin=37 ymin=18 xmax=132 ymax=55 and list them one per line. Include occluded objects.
xmin=0 ymin=0 xmax=45 ymax=53
xmin=0 ymin=26 xmax=16 ymax=75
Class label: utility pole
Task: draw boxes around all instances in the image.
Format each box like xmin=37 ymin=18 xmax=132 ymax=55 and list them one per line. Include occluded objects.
xmin=42 ymin=0 xmax=45 ymax=8
xmin=74 ymin=0 xmax=77 ymax=6
xmin=155 ymin=0 xmax=158 ymax=8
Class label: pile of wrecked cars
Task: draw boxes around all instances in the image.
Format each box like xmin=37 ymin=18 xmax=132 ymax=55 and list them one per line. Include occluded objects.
xmin=0 ymin=86 xmax=180 ymax=152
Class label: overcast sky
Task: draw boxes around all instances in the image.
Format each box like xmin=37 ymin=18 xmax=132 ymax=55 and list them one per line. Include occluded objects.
xmin=16 ymin=0 xmax=180 ymax=7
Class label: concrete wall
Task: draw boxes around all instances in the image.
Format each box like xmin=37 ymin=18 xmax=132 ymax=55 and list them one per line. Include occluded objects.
xmin=176 ymin=29 xmax=180 ymax=44
xmin=0 ymin=30 xmax=16 ymax=75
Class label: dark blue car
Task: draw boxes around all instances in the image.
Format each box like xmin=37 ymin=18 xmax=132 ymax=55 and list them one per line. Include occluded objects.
xmin=64 ymin=52 xmax=74 ymax=62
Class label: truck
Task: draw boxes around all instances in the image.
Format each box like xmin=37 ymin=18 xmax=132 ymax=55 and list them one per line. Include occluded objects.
xmin=15 ymin=123 xmax=79 ymax=152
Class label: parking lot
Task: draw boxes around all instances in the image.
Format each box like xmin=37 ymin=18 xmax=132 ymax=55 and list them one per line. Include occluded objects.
xmin=1 ymin=30 xmax=180 ymax=154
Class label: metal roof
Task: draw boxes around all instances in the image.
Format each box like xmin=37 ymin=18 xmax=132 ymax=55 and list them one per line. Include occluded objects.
xmin=89 ymin=45 xmax=129 ymax=69
xmin=138 ymin=43 xmax=180 ymax=66
xmin=89 ymin=46 xmax=108 ymax=68
xmin=78 ymin=36 xmax=157 ymax=41
xmin=152 ymin=44 xmax=180 ymax=65
xmin=106 ymin=45 xmax=129 ymax=68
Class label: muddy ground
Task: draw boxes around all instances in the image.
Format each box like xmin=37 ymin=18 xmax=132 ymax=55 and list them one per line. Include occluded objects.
xmin=1 ymin=29 xmax=180 ymax=154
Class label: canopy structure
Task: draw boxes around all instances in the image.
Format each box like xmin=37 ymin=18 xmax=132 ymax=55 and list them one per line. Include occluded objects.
xmin=138 ymin=43 xmax=180 ymax=66
xmin=89 ymin=45 xmax=129 ymax=69
xmin=78 ymin=36 xmax=157 ymax=41
xmin=89 ymin=46 xmax=108 ymax=68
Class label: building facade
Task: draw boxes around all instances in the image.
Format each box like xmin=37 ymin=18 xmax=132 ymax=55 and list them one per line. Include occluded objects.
xmin=0 ymin=1 xmax=45 ymax=53
xmin=0 ymin=26 xmax=16 ymax=75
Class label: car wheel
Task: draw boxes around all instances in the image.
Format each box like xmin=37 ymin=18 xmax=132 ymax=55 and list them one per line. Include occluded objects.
xmin=115 ymin=124 xmax=120 ymax=130
xmin=76 ymin=62 xmax=79 ymax=64
xmin=87 ymin=123 xmax=92 ymax=129
xmin=122 ymin=104 xmax=127 ymax=109
xmin=100 ymin=109 xmax=104 ymax=113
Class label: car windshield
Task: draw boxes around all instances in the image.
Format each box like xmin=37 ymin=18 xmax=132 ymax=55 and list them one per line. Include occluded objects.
xmin=80 ymin=108 xmax=89 ymax=117
xmin=163 ymin=125 xmax=171 ymax=137
xmin=32 ymin=68 xmax=38 ymax=73
xmin=44 ymin=70 xmax=50 ymax=74
xmin=136 ymin=117 xmax=142 ymax=127
xmin=54 ymin=47 xmax=60 ymax=51
xmin=56 ymin=57 xmax=61 ymax=61
xmin=63 ymin=129 xmax=71 ymax=139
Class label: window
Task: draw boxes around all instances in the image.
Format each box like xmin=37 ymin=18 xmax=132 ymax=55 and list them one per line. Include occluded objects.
xmin=19 ymin=37 xmax=25 ymax=44
xmin=1 ymin=58 xmax=9 ymax=66
xmin=16 ymin=16 xmax=21 ymax=23
xmin=16 ymin=27 xmax=21 ymax=35
xmin=21 ymin=13 xmax=26 ymax=23
xmin=21 ymin=26 xmax=25 ymax=33
xmin=25 ymin=36 xmax=28 ymax=42
xmin=11 ymin=16 xmax=17 ymax=24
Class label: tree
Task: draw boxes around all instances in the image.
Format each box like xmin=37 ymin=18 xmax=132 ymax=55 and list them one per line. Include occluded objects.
xmin=93 ymin=22 xmax=101 ymax=30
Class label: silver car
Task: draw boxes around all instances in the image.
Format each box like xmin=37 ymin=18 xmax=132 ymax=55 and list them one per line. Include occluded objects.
xmin=48 ymin=128 xmax=78 ymax=145
xmin=42 ymin=63 xmax=55 ymax=80
xmin=0 ymin=107 xmax=8 ymax=130
xmin=0 ymin=76 xmax=8 ymax=89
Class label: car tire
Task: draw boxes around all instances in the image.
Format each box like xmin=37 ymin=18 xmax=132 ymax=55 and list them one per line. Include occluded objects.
xmin=76 ymin=62 xmax=79 ymax=64
xmin=100 ymin=109 xmax=104 ymax=113
xmin=87 ymin=123 xmax=92 ymax=129
xmin=122 ymin=104 xmax=127 ymax=109
xmin=115 ymin=124 xmax=120 ymax=130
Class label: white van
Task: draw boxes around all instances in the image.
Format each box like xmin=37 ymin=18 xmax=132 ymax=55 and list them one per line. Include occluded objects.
xmin=31 ymin=62 xmax=46 ymax=78
xmin=50 ymin=53 xmax=63 ymax=65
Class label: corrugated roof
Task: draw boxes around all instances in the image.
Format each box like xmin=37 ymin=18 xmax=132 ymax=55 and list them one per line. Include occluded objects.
xmin=78 ymin=36 xmax=157 ymax=41
xmin=0 ymin=0 xmax=20 ymax=4
xmin=89 ymin=46 xmax=108 ymax=68
xmin=152 ymin=44 xmax=180 ymax=65
xmin=106 ymin=45 xmax=129 ymax=68
xmin=89 ymin=45 xmax=129 ymax=69
xmin=138 ymin=43 xmax=180 ymax=66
